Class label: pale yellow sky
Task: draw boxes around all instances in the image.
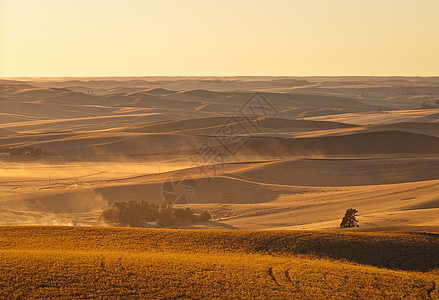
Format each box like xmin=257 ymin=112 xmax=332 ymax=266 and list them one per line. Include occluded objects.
xmin=1 ymin=0 xmax=438 ymax=77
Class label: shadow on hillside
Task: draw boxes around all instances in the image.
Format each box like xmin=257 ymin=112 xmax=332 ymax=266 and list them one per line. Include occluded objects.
xmin=255 ymin=231 xmax=439 ymax=272
xmin=154 ymin=230 xmax=439 ymax=272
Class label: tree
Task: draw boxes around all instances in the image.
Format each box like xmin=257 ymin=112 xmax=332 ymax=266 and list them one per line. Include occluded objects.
xmin=101 ymin=200 xmax=143 ymax=226
xmin=197 ymin=211 xmax=211 ymax=222
xmin=100 ymin=200 xmax=209 ymax=227
xmin=157 ymin=201 xmax=175 ymax=227
xmin=174 ymin=207 xmax=194 ymax=221
xmin=340 ymin=208 xmax=359 ymax=228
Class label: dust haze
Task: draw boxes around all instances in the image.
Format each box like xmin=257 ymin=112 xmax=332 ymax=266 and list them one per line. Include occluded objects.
xmin=0 ymin=76 xmax=439 ymax=232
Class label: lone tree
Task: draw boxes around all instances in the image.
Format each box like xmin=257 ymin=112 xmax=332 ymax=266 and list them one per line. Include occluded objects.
xmin=340 ymin=208 xmax=359 ymax=228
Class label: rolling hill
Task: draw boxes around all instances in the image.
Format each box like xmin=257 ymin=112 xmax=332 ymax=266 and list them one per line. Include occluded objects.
xmin=0 ymin=226 xmax=437 ymax=299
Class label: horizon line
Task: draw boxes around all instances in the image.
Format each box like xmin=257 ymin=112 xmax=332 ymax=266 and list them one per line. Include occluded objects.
xmin=2 ymin=75 xmax=439 ymax=79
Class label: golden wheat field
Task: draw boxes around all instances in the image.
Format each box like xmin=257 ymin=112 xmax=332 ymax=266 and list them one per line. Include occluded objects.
xmin=0 ymin=226 xmax=438 ymax=299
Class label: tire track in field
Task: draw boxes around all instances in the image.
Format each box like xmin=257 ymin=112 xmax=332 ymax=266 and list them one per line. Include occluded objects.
xmin=282 ymin=262 xmax=436 ymax=299
xmin=285 ymin=269 xmax=293 ymax=283
xmin=153 ymin=231 xmax=177 ymax=252
xmin=281 ymin=233 xmax=317 ymax=287
xmin=378 ymin=252 xmax=439 ymax=299
xmin=268 ymin=267 xmax=280 ymax=286
xmin=426 ymin=280 xmax=436 ymax=300
xmin=266 ymin=233 xmax=314 ymax=287
xmin=142 ymin=231 xmax=165 ymax=250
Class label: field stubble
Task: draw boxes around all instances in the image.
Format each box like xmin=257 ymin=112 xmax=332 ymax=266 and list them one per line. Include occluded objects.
xmin=0 ymin=226 xmax=438 ymax=299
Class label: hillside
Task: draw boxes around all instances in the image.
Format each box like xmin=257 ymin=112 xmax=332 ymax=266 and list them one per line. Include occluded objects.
xmin=0 ymin=226 xmax=438 ymax=299
xmin=241 ymin=131 xmax=439 ymax=156
xmin=2 ymin=129 xmax=439 ymax=158
xmin=1 ymin=77 xmax=439 ymax=239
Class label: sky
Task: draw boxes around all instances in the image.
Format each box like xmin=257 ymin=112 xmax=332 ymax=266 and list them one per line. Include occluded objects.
xmin=1 ymin=0 xmax=438 ymax=77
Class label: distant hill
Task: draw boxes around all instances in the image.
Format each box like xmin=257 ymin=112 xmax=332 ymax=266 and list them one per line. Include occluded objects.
xmin=241 ymin=131 xmax=439 ymax=156
xmin=0 ymin=128 xmax=17 ymax=136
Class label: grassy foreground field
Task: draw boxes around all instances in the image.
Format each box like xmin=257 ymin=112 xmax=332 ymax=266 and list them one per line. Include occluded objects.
xmin=0 ymin=227 xmax=438 ymax=299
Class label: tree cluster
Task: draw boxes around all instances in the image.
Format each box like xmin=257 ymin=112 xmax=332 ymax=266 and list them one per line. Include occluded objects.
xmin=100 ymin=200 xmax=211 ymax=227
xmin=0 ymin=146 xmax=46 ymax=156
xmin=420 ymin=100 xmax=439 ymax=109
